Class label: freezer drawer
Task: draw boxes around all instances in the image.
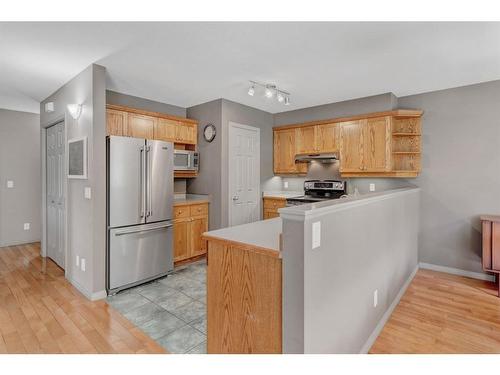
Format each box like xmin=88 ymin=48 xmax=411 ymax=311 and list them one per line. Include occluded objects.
xmin=108 ymin=221 xmax=173 ymax=291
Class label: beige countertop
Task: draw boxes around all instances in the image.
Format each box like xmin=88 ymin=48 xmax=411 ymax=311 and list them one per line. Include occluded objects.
xmin=174 ymin=194 xmax=210 ymax=206
xmin=203 ymin=217 xmax=282 ymax=254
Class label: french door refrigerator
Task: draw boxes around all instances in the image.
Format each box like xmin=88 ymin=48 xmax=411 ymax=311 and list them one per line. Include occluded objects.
xmin=107 ymin=136 xmax=174 ymax=294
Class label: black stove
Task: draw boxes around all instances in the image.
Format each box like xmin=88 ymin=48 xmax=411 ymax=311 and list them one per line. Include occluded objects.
xmin=286 ymin=180 xmax=347 ymax=206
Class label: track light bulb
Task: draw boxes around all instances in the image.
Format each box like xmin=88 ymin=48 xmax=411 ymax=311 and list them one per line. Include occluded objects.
xmin=248 ymin=85 xmax=255 ymax=96
xmin=277 ymin=92 xmax=284 ymax=103
xmin=265 ymin=87 xmax=274 ymax=98
xmin=284 ymin=96 xmax=290 ymax=106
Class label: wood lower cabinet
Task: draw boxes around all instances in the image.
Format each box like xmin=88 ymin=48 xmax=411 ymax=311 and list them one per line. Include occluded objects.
xmin=173 ymin=202 xmax=209 ymax=264
xmin=263 ymin=197 xmax=286 ymax=219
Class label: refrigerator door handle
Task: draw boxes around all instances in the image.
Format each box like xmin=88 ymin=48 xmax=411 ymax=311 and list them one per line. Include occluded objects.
xmin=140 ymin=146 xmax=145 ymax=218
xmin=114 ymin=223 xmax=173 ymax=236
xmin=146 ymin=145 xmax=152 ymax=217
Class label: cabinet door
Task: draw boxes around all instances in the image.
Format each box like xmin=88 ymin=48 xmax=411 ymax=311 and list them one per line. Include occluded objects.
xmin=106 ymin=109 xmax=128 ymax=136
xmin=339 ymin=120 xmax=364 ymax=172
xmin=190 ymin=216 xmax=208 ymax=257
xmin=317 ymin=123 xmax=339 ymax=153
xmin=174 ymin=219 xmax=190 ymax=262
xmin=155 ymin=118 xmax=178 ymax=142
xmin=127 ymin=113 xmax=156 ymax=139
xmin=296 ymin=126 xmax=317 ymax=154
xmin=363 ymin=116 xmax=391 ymax=172
xmin=176 ymin=123 xmax=197 ymax=144
xmin=274 ymin=129 xmax=302 ymax=174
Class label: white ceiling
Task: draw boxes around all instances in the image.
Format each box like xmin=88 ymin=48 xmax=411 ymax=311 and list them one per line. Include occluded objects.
xmin=1 ymin=22 xmax=500 ymax=114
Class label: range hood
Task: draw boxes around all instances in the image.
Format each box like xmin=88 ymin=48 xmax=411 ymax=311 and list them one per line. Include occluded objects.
xmin=295 ymin=152 xmax=339 ymax=163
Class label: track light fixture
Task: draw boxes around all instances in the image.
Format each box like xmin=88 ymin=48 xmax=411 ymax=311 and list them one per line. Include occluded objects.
xmin=247 ymin=81 xmax=290 ymax=106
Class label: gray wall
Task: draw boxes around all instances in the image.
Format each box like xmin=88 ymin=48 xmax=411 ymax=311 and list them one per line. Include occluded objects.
xmin=398 ymin=80 xmax=500 ymax=273
xmin=40 ymin=64 xmax=107 ymax=299
xmin=186 ymin=99 xmax=274 ymax=229
xmin=274 ymin=92 xmax=397 ymax=126
xmin=186 ymin=99 xmax=223 ymax=230
xmin=106 ymin=90 xmax=186 ymax=118
xmin=0 ymin=109 xmax=41 ymax=246
xmin=282 ymin=189 xmax=420 ymax=353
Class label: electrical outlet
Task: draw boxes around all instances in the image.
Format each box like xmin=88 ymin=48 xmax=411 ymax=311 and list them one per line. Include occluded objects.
xmin=312 ymin=221 xmax=321 ymax=249
xmin=284 ymin=181 xmax=289 ymax=189
xmin=6 ymin=180 xmax=14 ymax=188
xmin=369 ymin=183 xmax=375 ymax=192
xmin=81 ymin=258 xmax=86 ymax=272
xmin=373 ymin=289 xmax=378 ymax=308
xmin=23 ymin=223 xmax=30 ymax=230
xmin=76 ymin=255 xmax=79 ymax=267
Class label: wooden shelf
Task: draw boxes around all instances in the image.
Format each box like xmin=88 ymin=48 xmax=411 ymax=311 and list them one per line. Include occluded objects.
xmin=392 ymin=151 xmax=421 ymax=155
xmin=392 ymin=133 xmax=421 ymax=136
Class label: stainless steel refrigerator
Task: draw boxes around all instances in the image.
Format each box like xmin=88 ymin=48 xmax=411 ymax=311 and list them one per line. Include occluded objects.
xmin=107 ymin=135 xmax=174 ymax=294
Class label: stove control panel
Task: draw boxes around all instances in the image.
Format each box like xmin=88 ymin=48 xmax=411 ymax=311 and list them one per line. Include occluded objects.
xmin=304 ymin=180 xmax=345 ymax=191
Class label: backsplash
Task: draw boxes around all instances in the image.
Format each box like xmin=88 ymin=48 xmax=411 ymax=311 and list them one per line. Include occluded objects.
xmin=262 ymin=161 xmax=414 ymax=194
xmin=174 ymin=179 xmax=187 ymax=194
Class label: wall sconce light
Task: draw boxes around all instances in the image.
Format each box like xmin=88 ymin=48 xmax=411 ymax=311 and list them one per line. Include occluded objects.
xmin=67 ymin=104 xmax=82 ymax=120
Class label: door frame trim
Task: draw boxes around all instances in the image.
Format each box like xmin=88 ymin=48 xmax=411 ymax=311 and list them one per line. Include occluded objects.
xmin=41 ymin=117 xmax=68 ymax=275
xmin=227 ymin=122 xmax=261 ymax=227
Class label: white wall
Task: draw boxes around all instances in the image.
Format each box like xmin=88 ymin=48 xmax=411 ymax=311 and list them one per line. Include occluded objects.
xmin=0 ymin=109 xmax=41 ymax=246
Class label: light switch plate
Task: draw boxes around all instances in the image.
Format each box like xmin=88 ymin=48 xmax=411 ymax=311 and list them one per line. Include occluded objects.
xmin=76 ymin=255 xmax=79 ymax=267
xmin=84 ymin=187 xmax=91 ymax=200
xmin=81 ymin=258 xmax=86 ymax=272
xmin=284 ymin=181 xmax=289 ymax=189
xmin=7 ymin=180 xmax=14 ymax=188
xmin=369 ymin=183 xmax=375 ymax=192
xmin=23 ymin=223 xmax=30 ymax=230
xmin=374 ymin=289 xmax=378 ymax=307
xmin=312 ymin=221 xmax=321 ymax=249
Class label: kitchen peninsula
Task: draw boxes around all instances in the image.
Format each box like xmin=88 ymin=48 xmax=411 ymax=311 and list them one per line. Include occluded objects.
xmin=203 ymin=187 xmax=420 ymax=354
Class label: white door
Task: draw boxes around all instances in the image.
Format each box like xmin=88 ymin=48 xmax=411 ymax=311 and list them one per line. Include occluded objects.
xmin=46 ymin=122 xmax=65 ymax=269
xmin=228 ymin=123 xmax=260 ymax=227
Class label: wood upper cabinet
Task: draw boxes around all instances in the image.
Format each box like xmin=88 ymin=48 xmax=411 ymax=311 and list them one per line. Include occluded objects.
xmin=364 ymin=116 xmax=391 ymax=172
xmin=106 ymin=105 xmax=198 ymax=146
xmin=274 ymin=129 xmax=306 ymax=174
xmin=154 ymin=118 xmax=178 ymax=141
xmin=176 ymin=123 xmax=197 ymax=144
xmin=339 ymin=120 xmax=364 ymax=172
xmin=106 ymin=109 xmax=128 ymax=136
xmin=273 ymin=110 xmax=422 ymax=178
xmin=127 ymin=113 xmax=156 ymax=139
xmin=296 ymin=126 xmax=318 ymax=154
xmin=340 ymin=116 xmax=391 ymax=173
xmin=316 ymin=122 xmax=339 ymax=153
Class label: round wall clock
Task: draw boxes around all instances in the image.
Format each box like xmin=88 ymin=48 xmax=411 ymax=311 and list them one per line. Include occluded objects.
xmin=203 ymin=124 xmax=216 ymax=142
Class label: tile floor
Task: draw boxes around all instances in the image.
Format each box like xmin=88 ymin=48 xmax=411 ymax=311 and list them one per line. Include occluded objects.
xmin=107 ymin=259 xmax=207 ymax=354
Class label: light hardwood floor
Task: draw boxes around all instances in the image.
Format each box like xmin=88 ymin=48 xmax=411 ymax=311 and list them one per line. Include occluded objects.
xmin=370 ymin=269 xmax=500 ymax=353
xmin=0 ymin=242 xmax=166 ymax=354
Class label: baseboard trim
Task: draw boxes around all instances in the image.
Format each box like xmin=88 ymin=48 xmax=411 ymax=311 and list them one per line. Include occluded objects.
xmin=359 ymin=264 xmax=419 ymax=354
xmin=68 ymin=276 xmax=107 ymax=301
xmin=419 ymin=262 xmax=495 ymax=282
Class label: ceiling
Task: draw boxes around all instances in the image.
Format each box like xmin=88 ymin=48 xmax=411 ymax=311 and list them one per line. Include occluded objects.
xmin=1 ymin=22 xmax=500 ymax=114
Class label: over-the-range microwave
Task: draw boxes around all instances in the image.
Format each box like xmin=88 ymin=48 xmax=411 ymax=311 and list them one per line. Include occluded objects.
xmin=174 ymin=149 xmax=199 ymax=171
